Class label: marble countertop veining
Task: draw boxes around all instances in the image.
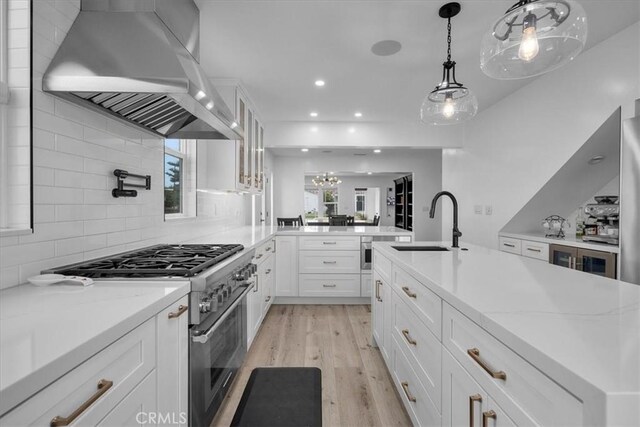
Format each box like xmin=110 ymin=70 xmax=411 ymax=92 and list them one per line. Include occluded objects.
xmin=375 ymin=241 xmax=640 ymax=401
xmin=0 ymin=280 xmax=190 ymax=416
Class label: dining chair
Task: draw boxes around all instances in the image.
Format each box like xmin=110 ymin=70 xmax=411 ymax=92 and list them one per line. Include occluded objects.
xmin=277 ymin=217 xmax=302 ymax=226
xmin=329 ymin=215 xmax=348 ymax=226
xmin=346 ymin=216 xmax=355 ymax=225
xmin=373 ymin=215 xmax=380 ymax=226
xmin=298 ymin=215 xmax=305 ymax=226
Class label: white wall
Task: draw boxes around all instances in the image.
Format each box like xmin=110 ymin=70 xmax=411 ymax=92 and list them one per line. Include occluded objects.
xmin=442 ymin=22 xmax=640 ymax=249
xmin=0 ymin=0 xmax=249 ymax=290
xmin=273 ymin=150 xmax=442 ymax=240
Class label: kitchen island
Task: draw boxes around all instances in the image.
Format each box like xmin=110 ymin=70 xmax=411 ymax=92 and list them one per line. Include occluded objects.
xmin=372 ymin=241 xmax=639 ymax=426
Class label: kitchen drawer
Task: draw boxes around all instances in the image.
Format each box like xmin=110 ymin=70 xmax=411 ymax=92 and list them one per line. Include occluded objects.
xmin=298 ymin=250 xmax=360 ymax=274
xmin=373 ymin=250 xmax=392 ymax=284
xmin=298 ymin=274 xmax=360 ymax=297
xmin=521 ymin=240 xmax=549 ymax=261
xmin=392 ymin=265 xmax=442 ymax=340
xmin=1 ymin=319 xmax=156 ymax=426
xmin=97 ymin=371 xmax=156 ymax=426
xmin=498 ymin=237 xmax=521 ymax=255
xmin=253 ymin=238 xmax=275 ymax=263
xmin=361 ymin=273 xmax=372 ymax=297
xmin=442 ymin=303 xmax=583 ymax=426
xmin=392 ymin=291 xmax=441 ymax=411
xmin=391 ymin=336 xmax=441 ymax=426
xmin=299 ymin=236 xmax=360 ymax=251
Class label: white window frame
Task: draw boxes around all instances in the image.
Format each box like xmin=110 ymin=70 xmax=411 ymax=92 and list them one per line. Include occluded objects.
xmin=164 ymin=140 xmax=196 ymax=220
xmin=354 ymin=189 xmax=367 ymax=220
xmin=0 ymin=0 xmax=8 ymax=104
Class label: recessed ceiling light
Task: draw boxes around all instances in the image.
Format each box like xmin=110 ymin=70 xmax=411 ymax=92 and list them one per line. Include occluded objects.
xmin=311 ymin=127 xmax=318 ymax=132
xmin=348 ymin=127 xmax=356 ymax=133
xmin=329 ymin=171 xmax=334 ymax=175
xmin=310 ymin=112 xmax=318 ymax=117
xmin=354 ymin=112 xmax=363 ymax=118
xmin=367 ymin=172 xmax=373 ymax=175
xmin=314 ymin=80 xmax=325 ymax=87
xmin=374 ymin=149 xmax=381 ymax=153
xmin=205 ymin=101 xmax=214 ymax=110
xmin=195 ymin=90 xmax=206 ymax=100
xmin=301 ymin=148 xmax=309 ymax=152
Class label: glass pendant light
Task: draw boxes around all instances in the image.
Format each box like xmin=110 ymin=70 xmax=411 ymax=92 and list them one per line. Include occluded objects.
xmin=480 ymin=0 xmax=587 ymax=79
xmin=421 ymin=3 xmax=478 ymax=125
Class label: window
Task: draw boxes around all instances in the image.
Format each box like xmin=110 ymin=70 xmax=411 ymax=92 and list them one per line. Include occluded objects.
xmin=355 ymin=188 xmax=367 ymax=220
xmin=164 ymin=139 xmax=196 ymax=218
xmin=304 ymin=186 xmax=339 ymax=220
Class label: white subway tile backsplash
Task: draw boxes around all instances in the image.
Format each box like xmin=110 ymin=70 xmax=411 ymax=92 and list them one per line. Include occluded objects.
xmin=8 ymin=8 xmax=29 ymax=29
xmin=1 ymin=0 xmax=247 ymax=289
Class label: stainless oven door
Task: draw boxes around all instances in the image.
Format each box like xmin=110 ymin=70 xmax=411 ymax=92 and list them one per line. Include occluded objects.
xmin=189 ymin=286 xmax=251 ymax=427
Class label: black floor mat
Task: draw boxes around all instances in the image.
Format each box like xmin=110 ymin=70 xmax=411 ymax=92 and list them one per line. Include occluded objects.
xmin=230 ymin=367 xmax=322 ymax=427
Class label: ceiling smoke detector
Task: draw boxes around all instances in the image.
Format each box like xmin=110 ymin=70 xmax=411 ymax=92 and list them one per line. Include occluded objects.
xmin=371 ymin=40 xmax=402 ymax=56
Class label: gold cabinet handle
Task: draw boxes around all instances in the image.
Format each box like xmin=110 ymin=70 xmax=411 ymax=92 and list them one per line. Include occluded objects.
xmin=400 ymin=381 xmax=417 ymax=402
xmin=402 ymin=286 xmax=417 ymax=298
xmin=469 ymin=394 xmax=482 ymax=427
xmin=322 ymin=241 xmax=337 ymax=245
xmin=482 ymin=410 xmax=497 ymax=427
xmin=467 ymin=348 xmax=507 ymax=380
xmin=375 ymin=280 xmax=382 ymax=302
xmin=323 ymin=284 xmax=337 ymax=288
xmin=265 ymin=269 xmax=271 ymax=275
xmin=255 ymin=253 xmax=264 ymax=259
xmin=253 ymin=273 xmax=259 ymax=292
xmin=323 ymin=261 xmax=337 ymax=264
xmin=265 ymin=247 xmax=272 ymax=252
xmin=402 ymin=329 xmax=417 ymax=345
xmin=503 ymin=243 xmax=515 ymax=248
xmin=50 ymin=379 xmax=113 ymax=426
xmin=168 ymin=304 xmax=188 ymax=319
xmin=526 ymin=248 xmax=541 ymax=253
xmin=265 ymin=296 xmax=271 ymax=302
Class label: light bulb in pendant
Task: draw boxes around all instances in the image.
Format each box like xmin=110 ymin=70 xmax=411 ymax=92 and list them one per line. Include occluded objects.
xmin=442 ymin=96 xmax=455 ymax=119
xmin=518 ymin=14 xmax=539 ymax=62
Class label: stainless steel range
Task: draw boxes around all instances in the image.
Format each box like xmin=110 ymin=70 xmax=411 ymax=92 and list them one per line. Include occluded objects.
xmin=43 ymin=243 xmax=257 ymax=426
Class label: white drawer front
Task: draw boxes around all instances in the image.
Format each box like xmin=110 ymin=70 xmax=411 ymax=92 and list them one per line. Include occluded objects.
xmin=298 ymin=274 xmax=361 ymax=297
xmin=373 ymin=250 xmax=392 ymax=284
xmin=498 ymin=237 xmax=521 ymax=255
xmin=392 ymin=291 xmax=441 ymax=411
xmin=299 ymin=236 xmax=360 ymax=251
xmin=2 ymin=319 xmax=156 ymax=426
xmin=392 ymin=336 xmax=441 ymax=427
xmin=521 ymin=240 xmax=549 ymax=261
xmin=392 ymin=265 xmax=442 ymax=340
xmin=298 ymin=250 xmax=360 ymax=274
xmin=97 ymin=371 xmax=157 ymax=426
xmin=442 ymin=303 xmax=583 ymax=426
xmin=254 ymin=238 xmax=275 ymax=263
xmin=361 ymin=273 xmax=372 ymax=298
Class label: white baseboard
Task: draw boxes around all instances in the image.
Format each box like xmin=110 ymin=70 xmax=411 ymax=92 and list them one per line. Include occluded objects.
xmin=273 ymin=296 xmax=371 ymax=305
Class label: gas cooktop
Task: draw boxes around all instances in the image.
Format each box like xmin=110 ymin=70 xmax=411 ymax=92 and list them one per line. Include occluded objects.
xmin=43 ymin=244 xmax=245 ymax=278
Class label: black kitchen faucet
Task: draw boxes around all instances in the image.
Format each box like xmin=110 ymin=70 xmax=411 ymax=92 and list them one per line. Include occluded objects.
xmin=429 ymin=191 xmax=462 ymax=248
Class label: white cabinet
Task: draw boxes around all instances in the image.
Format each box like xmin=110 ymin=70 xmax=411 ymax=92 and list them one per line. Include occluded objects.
xmin=275 ymin=236 xmax=298 ymax=297
xmin=248 ymin=239 xmax=276 ymax=348
xmin=298 ymin=274 xmax=360 ymax=297
xmin=247 ymin=271 xmax=264 ymax=347
xmin=260 ymin=253 xmax=275 ymax=317
xmin=361 ymin=273 xmax=372 ymax=297
xmin=156 ymin=296 xmax=189 ymax=426
xmin=298 ymin=235 xmax=360 ymax=251
xmin=298 ymin=250 xmax=360 ymax=274
xmin=0 ymin=295 xmax=189 ymax=426
xmin=521 ymin=239 xmax=549 ymax=261
xmin=498 ymin=236 xmax=522 ymax=254
xmin=372 ymin=270 xmax=392 ymax=363
xmin=98 ymin=372 xmax=157 ymax=426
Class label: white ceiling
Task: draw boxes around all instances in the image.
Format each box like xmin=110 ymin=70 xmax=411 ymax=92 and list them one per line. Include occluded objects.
xmin=268 ymin=146 xmax=440 ymax=157
xmin=197 ymin=1 xmax=639 ymax=124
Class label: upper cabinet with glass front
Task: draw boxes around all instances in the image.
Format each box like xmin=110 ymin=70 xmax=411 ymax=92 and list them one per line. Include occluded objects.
xmin=197 ymin=81 xmax=265 ymax=194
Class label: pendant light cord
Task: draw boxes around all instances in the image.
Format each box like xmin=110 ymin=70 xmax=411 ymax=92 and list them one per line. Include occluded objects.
xmin=446 ymin=17 xmax=452 ymax=63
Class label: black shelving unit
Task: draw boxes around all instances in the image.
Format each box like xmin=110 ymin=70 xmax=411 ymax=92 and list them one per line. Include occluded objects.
xmin=394 ymin=175 xmax=413 ymax=231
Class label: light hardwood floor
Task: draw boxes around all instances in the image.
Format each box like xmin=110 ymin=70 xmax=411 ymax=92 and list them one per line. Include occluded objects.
xmin=211 ymin=305 xmax=412 ymax=427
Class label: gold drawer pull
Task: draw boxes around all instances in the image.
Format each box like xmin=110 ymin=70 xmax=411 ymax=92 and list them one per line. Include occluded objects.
xmin=526 ymin=248 xmax=541 ymax=253
xmin=402 ymin=329 xmax=417 ymax=345
xmin=323 ymin=261 xmax=337 ymax=264
xmin=482 ymin=410 xmax=497 ymax=427
xmin=322 ymin=241 xmax=337 ymax=245
xmin=255 ymin=253 xmax=264 ymax=259
xmin=402 ymin=286 xmax=417 ymax=298
xmin=467 ymin=348 xmax=507 ymax=380
xmin=50 ymin=379 xmax=113 ymax=426
xmin=265 ymin=269 xmax=272 ymax=274
xmin=265 ymin=247 xmax=272 ymax=252
xmin=375 ymin=280 xmax=382 ymax=302
xmin=503 ymin=243 xmax=515 ymax=248
xmin=400 ymin=381 xmax=417 ymax=402
xmin=168 ymin=304 xmax=188 ymax=319
xmin=469 ymin=394 xmax=482 ymax=427
xmin=323 ymin=284 xmax=337 ymax=288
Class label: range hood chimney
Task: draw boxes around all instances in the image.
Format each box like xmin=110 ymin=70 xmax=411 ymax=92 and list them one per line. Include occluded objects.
xmin=43 ymin=0 xmax=241 ymax=140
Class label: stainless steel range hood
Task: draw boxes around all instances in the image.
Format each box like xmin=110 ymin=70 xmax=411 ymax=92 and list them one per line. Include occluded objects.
xmin=43 ymin=0 xmax=242 ymax=140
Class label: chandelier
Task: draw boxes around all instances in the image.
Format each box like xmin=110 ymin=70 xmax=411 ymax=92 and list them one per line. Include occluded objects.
xmin=420 ymin=2 xmax=478 ymax=125
xmin=312 ymin=173 xmax=342 ymax=187
xmin=480 ymin=0 xmax=587 ymax=79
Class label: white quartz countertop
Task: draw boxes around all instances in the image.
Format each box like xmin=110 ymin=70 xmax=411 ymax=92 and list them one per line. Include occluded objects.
xmin=0 ymin=280 xmax=190 ymax=415
xmin=500 ymin=231 xmax=619 ymax=254
xmin=375 ymin=241 xmax=640 ymax=400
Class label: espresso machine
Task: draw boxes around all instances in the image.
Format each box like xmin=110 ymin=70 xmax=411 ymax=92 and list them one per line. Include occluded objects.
xmin=582 ymin=196 xmax=620 ymax=245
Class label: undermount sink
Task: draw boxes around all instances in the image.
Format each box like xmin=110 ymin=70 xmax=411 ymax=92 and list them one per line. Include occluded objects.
xmin=392 ymin=245 xmax=450 ymax=252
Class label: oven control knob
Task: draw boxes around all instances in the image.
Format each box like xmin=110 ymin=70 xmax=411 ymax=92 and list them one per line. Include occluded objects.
xmin=233 ymin=270 xmax=245 ymax=281
xmin=199 ymin=298 xmax=211 ymax=313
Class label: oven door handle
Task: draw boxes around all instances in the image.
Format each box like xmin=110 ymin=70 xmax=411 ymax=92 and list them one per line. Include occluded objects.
xmin=192 ymin=282 xmax=254 ymax=344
